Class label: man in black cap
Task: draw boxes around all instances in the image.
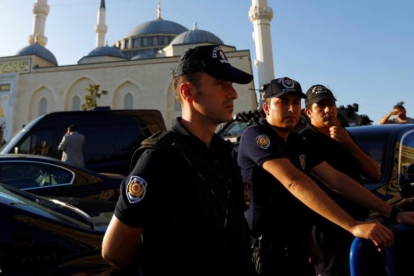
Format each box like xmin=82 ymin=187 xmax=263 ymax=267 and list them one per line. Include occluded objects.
xmin=301 ymin=84 xmax=381 ymax=276
xmin=102 ymin=45 xmax=255 ymax=275
xmin=237 ymin=77 xmax=414 ymax=275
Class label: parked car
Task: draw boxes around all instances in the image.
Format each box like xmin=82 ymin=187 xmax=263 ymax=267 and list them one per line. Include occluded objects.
xmin=347 ymin=124 xmax=414 ymax=212
xmin=0 ymin=108 xmax=166 ymax=175
xmin=0 ymin=154 xmax=123 ymax=201
xmin=0 ymin=183 xmax=121 ymax=275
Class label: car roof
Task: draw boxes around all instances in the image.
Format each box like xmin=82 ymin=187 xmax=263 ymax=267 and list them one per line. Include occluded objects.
xmin=347 ymin=124 xmax=414 ymax=137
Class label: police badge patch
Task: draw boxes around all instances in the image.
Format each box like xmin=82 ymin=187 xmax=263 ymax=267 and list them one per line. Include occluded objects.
xmin=256 ymin=134 xmax=270 ymax=149
xmin=126 ymin=176 xmax=147 ymax=204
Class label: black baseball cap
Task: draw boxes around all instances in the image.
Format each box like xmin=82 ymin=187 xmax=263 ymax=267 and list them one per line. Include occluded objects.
xmin=306 ymin=84 xmax=337 ymax=105
xmin=172 ymin=45 xmax=253 ymax=84
xmin=262 ymin=77 xmax=306 ymax=100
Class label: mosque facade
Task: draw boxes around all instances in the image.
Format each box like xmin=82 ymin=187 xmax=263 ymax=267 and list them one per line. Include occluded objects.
xmin=0 ymin=0 xmax=264 ymax=143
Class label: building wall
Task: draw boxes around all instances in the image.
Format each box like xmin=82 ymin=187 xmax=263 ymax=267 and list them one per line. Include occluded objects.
xmin=2 ymin=50 xmax=256 ymax=141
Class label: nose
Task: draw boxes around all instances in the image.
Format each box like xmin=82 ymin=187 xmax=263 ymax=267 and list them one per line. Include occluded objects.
xmin=227 ymin=85 xmax=238 ymax=100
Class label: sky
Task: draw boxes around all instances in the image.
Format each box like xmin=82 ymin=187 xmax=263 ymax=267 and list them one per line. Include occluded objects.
xmin=0 ymin=0 xmax=413 ymax=124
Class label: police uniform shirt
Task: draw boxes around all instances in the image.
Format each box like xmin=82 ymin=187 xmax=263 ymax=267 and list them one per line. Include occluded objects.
xmin=238 ymin=118 xmax=323 ymax=239
xmin=300 ymin=123 xmax=370 ymax=239
xmin=114 ymin=118 xmax=252 ymax=275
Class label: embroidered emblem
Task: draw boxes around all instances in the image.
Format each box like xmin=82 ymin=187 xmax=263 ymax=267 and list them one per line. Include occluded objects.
xmin=311 ymin=85 xmax=327 ymax=95
xmin=126 ymin=176 xmax=147 ymax=204
xmin=281 ymin=77 xmax=295 ymax=89
xmin=299 ymin=154 xmax=306 ymax=170
xmin=256 ymin=134 xmax=270 ymax=149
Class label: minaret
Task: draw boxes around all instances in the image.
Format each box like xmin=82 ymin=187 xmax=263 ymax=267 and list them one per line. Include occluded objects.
xmin=28 ymin=0 xmax=50 ymax=46
xmin=249 ymin=0 xmax=274 ymax=90
xmin=157 ymin=3 xmax=162 ymax=20
xmin=95 ymin=0 xmax=108 ymax=48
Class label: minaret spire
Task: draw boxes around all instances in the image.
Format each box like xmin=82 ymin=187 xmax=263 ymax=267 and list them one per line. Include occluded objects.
xmin=28 ymin=0 xmax=50 ymax=47
xmin=249 ymin=0 xmax=274 ymax=92
xmin=95 ymin=0 xmax=108 ymax=48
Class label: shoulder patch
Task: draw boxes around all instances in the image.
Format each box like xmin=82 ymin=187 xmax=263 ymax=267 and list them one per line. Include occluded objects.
xmin=256 ymin=134 xmax=270 ymax=149
xmin=126 ymin=176 xmax=147 ymax=204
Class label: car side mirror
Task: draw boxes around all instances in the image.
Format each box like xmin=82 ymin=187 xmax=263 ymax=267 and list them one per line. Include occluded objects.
xmin=399 ymin=176 xmax=414 ymax=198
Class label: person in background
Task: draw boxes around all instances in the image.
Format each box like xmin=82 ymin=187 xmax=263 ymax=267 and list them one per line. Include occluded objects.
xmin=58 ymin=125 xmax=85 ymax=167
xmin=102 ymin=45 xmax=255 ymax=276
xmin=301 ymin=84 xmax=381 ymax=276
xmin=358 ymin=114 xmax=373 ymax=126
xmin=379 ymin=101 xmax=414 ymax=124
xmin=237 ymin=77 xmax=414 ymax=276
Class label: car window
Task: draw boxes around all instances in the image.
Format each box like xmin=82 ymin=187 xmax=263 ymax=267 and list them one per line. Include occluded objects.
xmin=18 ymin=130 xmax=54 ymax=156
xmin=0 ymin=162 xmax=73 ymax=189
xmin=400 ymin=131 xmax=414 ymax=182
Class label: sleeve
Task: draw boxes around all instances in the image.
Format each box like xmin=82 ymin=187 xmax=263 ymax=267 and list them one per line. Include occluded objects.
xmin=238 ymin=125 xmax=288 ymax=167
xmin=114 ymin=149 xmax=165 ymax=228
xmin=58 ymin=136 xmax=66 ymax=151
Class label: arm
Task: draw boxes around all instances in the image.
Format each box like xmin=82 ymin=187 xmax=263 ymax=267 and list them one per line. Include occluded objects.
xmin=102 ymin=215 xmax=143 ymax=270
xmin=263 ymin=159 xmax=394 ymax=249
xmin=58 ymin=136 xmax=67 ymax=151
xmin=310 ymin=163 xmax=414 ymax=225
xmin=379 ymin=111 xmax=395 ymax=124
xmin=329 ymin=126 xmax=381 ymax=181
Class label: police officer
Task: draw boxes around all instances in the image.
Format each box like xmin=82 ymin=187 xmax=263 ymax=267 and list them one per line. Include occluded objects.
xmin=237 ymin=77 xmax=414 ymax=275
xmin=102 ymin=45 xmax=255 ymax=276
xmin=301 ymin=84 xmax=381 ymax=276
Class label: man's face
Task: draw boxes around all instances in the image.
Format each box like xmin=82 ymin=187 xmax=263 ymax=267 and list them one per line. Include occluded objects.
xmin=264 ymin=94 xmax=302 ymax=130
xmin=306 ymin=98 xmax=337 ymax=128
xmin=191 ymin=72 xmax=238 ymax=124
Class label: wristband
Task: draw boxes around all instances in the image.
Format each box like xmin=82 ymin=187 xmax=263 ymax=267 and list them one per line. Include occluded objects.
xmin=390 ymin=206 xmax=403 ymax=225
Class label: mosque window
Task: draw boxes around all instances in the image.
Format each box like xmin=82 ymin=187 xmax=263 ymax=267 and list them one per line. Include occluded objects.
xmin=124 ymin=93 xmax=133 ymax=109
xmin=39 ymin=98 xmax=47 ymax=116
xmin=72 ymin=96 xmax=80 ymax=111
xmin=134 ymin=38 xmax=142 ymax=48
xmin=153 ymin=37 xmax=158 ymax=46
xmin=125 ymin=39 xmax=129 ymax=49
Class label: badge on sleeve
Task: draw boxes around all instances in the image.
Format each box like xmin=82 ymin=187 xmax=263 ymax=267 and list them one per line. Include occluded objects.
xmin=256 ymin=134 xmax=270 ymax=149
xmin=126 ymin=176 xmax=147 ymax=204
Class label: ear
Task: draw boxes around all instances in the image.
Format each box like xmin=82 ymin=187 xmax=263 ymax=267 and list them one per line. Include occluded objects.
xmin=179 ymin=82 xmax=194 ymax=103
xmin=263 ymin=101 xmax=270 ymax=115
xmin=304 ymin=107 xmax=312 ymax=118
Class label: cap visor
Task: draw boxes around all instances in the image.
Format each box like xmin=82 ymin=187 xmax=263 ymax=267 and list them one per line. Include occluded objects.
xmin=205 ymin=65 xmax=253 ymax=84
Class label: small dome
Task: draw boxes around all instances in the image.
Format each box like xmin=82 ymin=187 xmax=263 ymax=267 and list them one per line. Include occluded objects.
xmin=17 ymin=43 xmax=58 ymax=65
xmin=131 ymin=53 xmax=155 ymax=60
xmin=125 ymin=19 xmax=188 ymax=38
xmin=169 ymin=23 xmax=223 ymax=45
xmin=87 ymin=46 xmax=126 ymax=58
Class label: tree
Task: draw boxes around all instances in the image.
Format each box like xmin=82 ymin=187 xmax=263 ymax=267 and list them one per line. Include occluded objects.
xmin=81 ymin=84 xmax=108 ymax=111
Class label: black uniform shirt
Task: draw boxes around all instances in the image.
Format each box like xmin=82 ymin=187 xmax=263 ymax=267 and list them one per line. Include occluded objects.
xmin=238 ymin=119 xmax=323 ymax=240
xmin=115 ymin=118 xmax=252 ymax=275
xmin=300 ymin=123 xmax=370 ymax=222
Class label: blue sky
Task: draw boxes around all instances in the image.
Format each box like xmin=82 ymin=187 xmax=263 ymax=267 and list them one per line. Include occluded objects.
xmin=1 ymin=0 xmax=413 ymax=124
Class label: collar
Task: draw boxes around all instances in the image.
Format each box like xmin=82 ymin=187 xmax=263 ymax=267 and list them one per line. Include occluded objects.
xmin=171 ymin=117 xmax=224 ymax=152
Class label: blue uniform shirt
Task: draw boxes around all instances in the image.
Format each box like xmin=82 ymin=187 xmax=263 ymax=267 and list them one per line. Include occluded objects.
xmin=238 ymin=119 xmax=323 ymax=240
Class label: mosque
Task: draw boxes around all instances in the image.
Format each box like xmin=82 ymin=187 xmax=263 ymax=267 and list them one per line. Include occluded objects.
xmin=0 ymin=0 xmax=274 ymax=142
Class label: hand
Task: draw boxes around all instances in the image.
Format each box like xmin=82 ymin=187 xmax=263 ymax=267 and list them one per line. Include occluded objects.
xmin=396 ymin=211 xmax=414 ymax=225
xmin=329 ymin=125 xmax=352 ymax=146
xmin=350 ymin=220 xmax=394 ymax=251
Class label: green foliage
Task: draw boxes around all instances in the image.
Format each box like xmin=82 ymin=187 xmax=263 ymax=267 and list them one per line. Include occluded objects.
xmin=81 ymin=84 xmax=108 ymax=111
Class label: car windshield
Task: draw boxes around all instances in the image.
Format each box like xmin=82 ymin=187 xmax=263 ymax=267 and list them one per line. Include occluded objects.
xmin=0 ymin=183 xmax=96 ymax=229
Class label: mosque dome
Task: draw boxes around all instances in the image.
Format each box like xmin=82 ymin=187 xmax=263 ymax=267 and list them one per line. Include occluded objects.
xmin=17 ymin=43 xmax=58 ymax=65
xmin=170 ymin=23 xmax=223 ymax=45
xmin=131 ymin=53 xmax=155 ymax=60
xmin=115 ymin=5 xmax=189 ymax=59
xmin=87 ymin=46 xmax=126 ymax=58
xmin=126 ymin=19 xmax=188 ymax=38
